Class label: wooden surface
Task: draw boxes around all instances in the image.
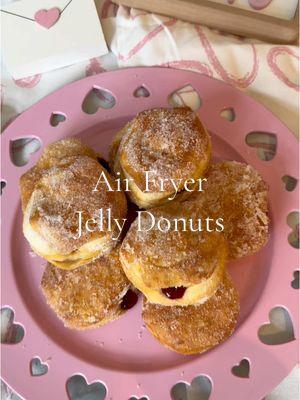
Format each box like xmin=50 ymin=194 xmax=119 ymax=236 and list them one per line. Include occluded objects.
xmin=112 ymin=0 xmax=299 ymax=43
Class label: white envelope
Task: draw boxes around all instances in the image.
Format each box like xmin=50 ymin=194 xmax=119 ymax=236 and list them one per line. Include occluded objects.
xmin=1 ymin=0 xmax=109 ymax=79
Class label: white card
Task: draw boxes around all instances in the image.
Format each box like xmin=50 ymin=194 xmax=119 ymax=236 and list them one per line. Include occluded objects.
xmin=1 ymin=0 xmax=109 ymax=79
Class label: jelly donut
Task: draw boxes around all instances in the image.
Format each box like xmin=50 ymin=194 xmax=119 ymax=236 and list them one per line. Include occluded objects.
xmin=109 ymin=107 xmax=211 ymax=208
xmin=185 ymin=161 xmax=269 ymax=260
xmin=22 ymin=154 xmax=127 ymax=270
xmin=41 ymin=247 xmax=135 ymax=329
xmin=142 ymin=272 xmax=240 ymax=355
xmin=20 ymin=138 xmax=98 ymax=212
xmin=120 ymin=201 xmax=228 ymax=306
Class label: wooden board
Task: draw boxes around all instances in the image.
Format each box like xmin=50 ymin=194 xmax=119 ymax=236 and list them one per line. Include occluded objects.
xmin=111 ymin=0 xmax=299 ymax=43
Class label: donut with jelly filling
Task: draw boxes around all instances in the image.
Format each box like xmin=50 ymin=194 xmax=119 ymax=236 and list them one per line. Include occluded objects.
xmin=120 ymin=201 xmax=227 ymax=306
xmin=142 ymin=272 xmax=239 ymax=355
xmin=41 ymin=247 xmax=135 ymax=329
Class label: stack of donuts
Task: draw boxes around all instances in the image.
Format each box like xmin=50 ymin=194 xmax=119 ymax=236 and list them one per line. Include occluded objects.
xmin=20 ymin=107 xmax=269 ymax=354
xmin=20 ymin=139 xmax=133 ymax=329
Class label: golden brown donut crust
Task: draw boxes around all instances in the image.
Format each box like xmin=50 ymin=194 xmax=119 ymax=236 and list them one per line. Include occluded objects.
xmin=120 ymin=201 xmax=228 ymax=305
xmin=184 ymin=161 xmax=269 ymax=260
xmin=121 ymin=202 xmax=227 ymax=287
xmin=23 ymin=155 xmax=127 ymax=269
xmin=142 ymin=272 xmax=240 ymax=355
xmin=41 ymin=247 xmax=131 ymax=329
xmin=20 ymin=138 xmax=98 ymax=212
xmin=109 ymin=107 xmax=211 ymax=207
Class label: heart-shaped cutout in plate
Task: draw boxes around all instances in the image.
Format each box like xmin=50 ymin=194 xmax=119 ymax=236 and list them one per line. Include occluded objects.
xmin=30 ymin=357 xmax=49 ymax=376
xmin=282 ymin=175 xmax=298 ymax=192
xmin=220 ymin=107 xmax=236 ymax=122
xmin=171 ymin=375 xmax=212 ymax=400
xmin=291 ymin=270 xmax=299 ymax=289
xmin=82 ymin=87 xmax=116 ymax=114
xmin=168 ymin=84 xmax=202 ymax=111
xmin=9 ymin=137 xmax=41 ymax=167
xmin=287 ymin=211 xmax=299 ymax=249
xmin=1 ymin=180 xmax=6 ymax=195
xmin=245 ymin=131 xmax=277 ymax=161
xmin=50 ymin=112 xmax=66 ymax=127
xmin=258 ymin=306 xmax=295 ymax=345
xmin=66 ymin=375 xmax=106 ymax=400
xmin=1 ymin=307 xmax=25 ymax=344
xmin=133 ymin=85 xmax=150 ymax=98
xmin=231 ymin=358 xmax=250 ymax=378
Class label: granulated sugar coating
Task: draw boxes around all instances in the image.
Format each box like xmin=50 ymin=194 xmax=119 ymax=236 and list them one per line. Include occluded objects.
xmin=41 ymin=247 xmax=131 ymax=329
xmin=121 ymin=201 xmax=228 ymax=288
xmin=142 ymin=272 xmax=239 ymax=355
xmin=25 ymin=155 xmax=127 ymax=255
xmin=184 ymin=161 xmax=269 ymax=260
xmin=20 ymin=138 xmax=98 ymax=211
xmin=112 ymin=107 xmax=211 ymax=192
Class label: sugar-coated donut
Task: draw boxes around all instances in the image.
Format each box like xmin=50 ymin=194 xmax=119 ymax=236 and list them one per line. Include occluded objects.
xmin=22 ymin=150 xmax=127 ymax=270
xmin=109 ymin=107 xmax=211 ymax=208
xmin=120 ymin=201 xmax=228 ymax=306
xmin=183 ymin=161 xmax=269 ymax=260
xmin=142 ymin=272 xmax=240 ymax=355
xmin=20 ymin=138 xmax=98 ymax=212
xmin=41 ymin=247 xmax=132 ymax=329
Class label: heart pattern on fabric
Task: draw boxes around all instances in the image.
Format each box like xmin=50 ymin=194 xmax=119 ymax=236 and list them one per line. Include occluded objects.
xmin=34 ymin=8 xmax=60 ymax=29
xmin=196 ymin=26 xmax=259 ymax=89
xmin=171 ymin=375 xmax=212 ymax=400
xmin=231 ymin=359 xmax=250 ymax=378
xmin=66 ymin=375 xmax=106 ymax=400
xmin=258 ymin=306 xmax=295 ymax=345
xmin=14 ymin=74 xmax=42 ymax=88
xmin=267 ymin=46 xmax=300 ymax=92
xmin=227 ymin=1 xmax=273 ymax=10
xmin=291 ymin=271 xmax=299 ymax=289
xmin=30 ymin=357 xmax=49 ymax=376
xmin=1 ymin=307 xmax=25 ymax=344
xmin=86 ymin=58 xmax=106 ymax=76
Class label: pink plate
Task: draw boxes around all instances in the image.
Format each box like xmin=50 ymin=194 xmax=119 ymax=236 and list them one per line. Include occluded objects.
xmin=1 ymin=67 xmax=299 ymax=400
